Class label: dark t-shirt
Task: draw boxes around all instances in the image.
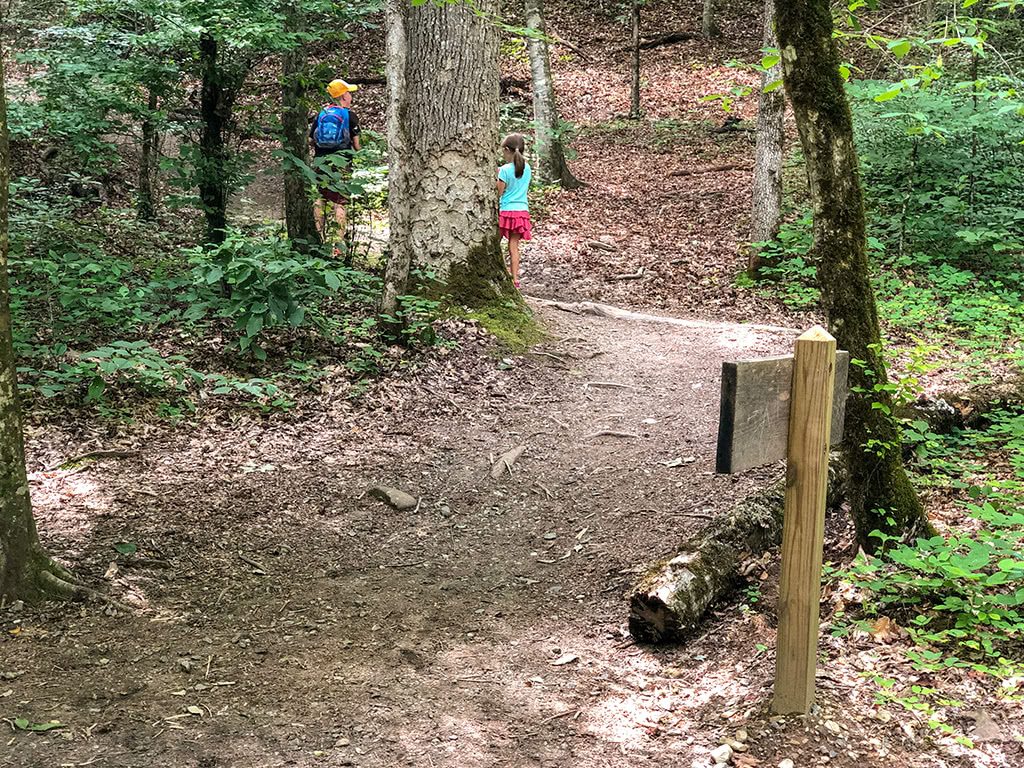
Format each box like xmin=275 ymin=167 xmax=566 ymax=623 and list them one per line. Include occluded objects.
xmin=310 ymin=106 xmax=360 ymax=158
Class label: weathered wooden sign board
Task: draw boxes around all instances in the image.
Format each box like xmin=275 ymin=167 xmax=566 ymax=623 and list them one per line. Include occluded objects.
xmin=713 ymin=329 xmax=850 ymax=715
xmin=715 ymin=351 xmax=850 ymax=474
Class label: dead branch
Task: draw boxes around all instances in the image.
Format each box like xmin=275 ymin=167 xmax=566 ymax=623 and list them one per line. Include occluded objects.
xmin=611 ymin=267 xmax=645 ymax=281
xmin=586 ymin=430 xmax=640 ymax=439
xmin=49 ymin=449 xmax=139 ymax=471
xmin=670 ymin=163 xmax=751 ymax=177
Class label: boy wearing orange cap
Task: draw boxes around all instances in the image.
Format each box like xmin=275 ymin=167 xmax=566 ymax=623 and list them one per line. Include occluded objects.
xmin=310 ymin=79 xmax=362 ymax=241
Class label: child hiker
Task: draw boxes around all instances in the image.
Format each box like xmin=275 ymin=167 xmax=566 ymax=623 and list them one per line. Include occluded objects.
xmin=310 ymin=78 xmax=362 ymax=242
xmin=496 ymin=133 xmax=532 ymax=289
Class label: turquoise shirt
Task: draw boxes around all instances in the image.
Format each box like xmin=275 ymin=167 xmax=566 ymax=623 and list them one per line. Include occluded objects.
xmin=498 ymin=162 xmax=531 ymax=212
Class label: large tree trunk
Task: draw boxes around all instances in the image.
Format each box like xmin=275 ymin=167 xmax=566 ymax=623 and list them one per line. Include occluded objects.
xmin=0 ymin=51 xmax=70 ymax=602
xmin=381 ymin=0 xmax=514 ymax=315
xmin=748 ymin=0 xmax=785 ymax=275
xmin=629 ymin=2 xmax=641 ymax=118
xmin=281 ymin=2 xmax=320 ymax=249
xmin=137 ymin=88 xmax=159 ymax=221
xmin=774 ymin=0 xmax=933 ymax=551
xmin=198 ymin=32 xmax=235 ymax=246
xmin=524 ymin=0 xmax=582 ymax=189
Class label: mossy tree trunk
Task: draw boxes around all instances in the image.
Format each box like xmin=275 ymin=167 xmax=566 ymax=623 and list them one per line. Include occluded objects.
xmin=774 ymin=0 xmax=933 ymax=551
xmin=381 ymin=0 xmax=515 ymax=316
xmin=748 ymin=0 xmax=784 ymax=276
xmin=281 ymin=1 xmax=320 ymax=250
xmin=524 ymin=0 xmax=582 ymax=189
xmin=0 ymin=51 xmax=73 ymax=602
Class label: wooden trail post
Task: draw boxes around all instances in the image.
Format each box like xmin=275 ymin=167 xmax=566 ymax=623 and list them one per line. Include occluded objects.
xmin=715 ymin=325 xmax=844 ymax=715
xmin=773 ymin=326 xmax=836 ymax=714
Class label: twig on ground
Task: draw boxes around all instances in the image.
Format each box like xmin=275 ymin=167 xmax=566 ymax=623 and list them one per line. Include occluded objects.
xmin=584 ymin=381 xmax=634 ymax=390
xmin=49 ymin=449 xmax=140 ymax=471
xmin=586 ymin=431 xmax=641 ymax=439
xmin=238 ymin=552 xmax=267 ymax=575
xmin=670 ymin=163 xmax=751 ymax=177
xmin=542 ymin=709 xmax=579 ymax=724
xmin=610 ymin=267 xmax=645 ymax=281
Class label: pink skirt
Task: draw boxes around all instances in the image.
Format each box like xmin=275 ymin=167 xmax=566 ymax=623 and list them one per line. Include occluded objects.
xmin=499 ymin=211 xmax=532 ymax=241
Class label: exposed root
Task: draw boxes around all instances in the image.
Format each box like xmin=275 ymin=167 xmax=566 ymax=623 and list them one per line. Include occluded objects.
xmin=37 ymin=569 xmax=134 ymax=613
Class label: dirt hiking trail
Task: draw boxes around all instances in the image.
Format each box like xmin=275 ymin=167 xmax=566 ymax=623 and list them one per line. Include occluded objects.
xmin=5 ymin=304 xmax=813 ymax=768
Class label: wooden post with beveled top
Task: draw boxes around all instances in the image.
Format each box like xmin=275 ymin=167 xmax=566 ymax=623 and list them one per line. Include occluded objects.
xmin=772 ymin=325 xmax=836 ymax=715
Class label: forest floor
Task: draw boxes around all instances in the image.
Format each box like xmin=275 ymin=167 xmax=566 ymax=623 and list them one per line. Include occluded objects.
xmin=3 ymin=2 xmax=1021 ymax=768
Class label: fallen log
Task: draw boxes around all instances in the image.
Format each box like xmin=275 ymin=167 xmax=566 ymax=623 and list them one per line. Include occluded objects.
xmin=627 ymin=466 xmax=844 ymax=643
xmin=616 ymin=30 xmax=700 ymax=53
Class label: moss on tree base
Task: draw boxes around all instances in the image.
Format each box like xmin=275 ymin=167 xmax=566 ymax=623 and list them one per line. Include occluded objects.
xmin=464 ymin=295 xmax=543 ymax=353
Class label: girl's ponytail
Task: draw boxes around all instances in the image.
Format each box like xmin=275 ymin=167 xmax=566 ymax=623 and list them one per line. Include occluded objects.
xmin=513 ymin=148 xmax=525 ymax=179
xmin=502 ymin=133 xmax=527 ymax=179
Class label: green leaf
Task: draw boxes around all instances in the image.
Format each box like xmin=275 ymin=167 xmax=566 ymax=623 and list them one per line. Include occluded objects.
xmin=113 ymin=542 xmax=137 ymax=555
xmin=86 ymin=376 xmax=106 ymax=402
xmin=890 ymin=40 xmax=912 ymax=58
xmin=760 ymin=54 xmax=780 ymax=69
xmin=875 ymin=85 xmax=903 ymax=102
xmin=245 ymin=313 xmax=264 ymax=338
xmin=324 ymin=271 xmax=342 ymax=290
xmin=14 ymin=718 xmax=63 ymax=732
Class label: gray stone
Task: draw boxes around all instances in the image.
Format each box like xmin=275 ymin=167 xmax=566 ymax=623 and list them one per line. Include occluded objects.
xmin=368 ymin=485 xmax=418 ymax=511
xmin=710 ymin=744 xmax=733 ymax=764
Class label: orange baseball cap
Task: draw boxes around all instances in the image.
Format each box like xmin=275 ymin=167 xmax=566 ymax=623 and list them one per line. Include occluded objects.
xmin=327 ymin=79 xmax=358 ymax=98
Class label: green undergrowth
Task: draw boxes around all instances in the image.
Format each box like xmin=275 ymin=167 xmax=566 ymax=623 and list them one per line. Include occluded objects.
xmin=824 ymin=407 xmax=1024 ymax=745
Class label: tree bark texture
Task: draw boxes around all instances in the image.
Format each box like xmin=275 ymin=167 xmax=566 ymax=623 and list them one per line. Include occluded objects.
xmin=629 ymin=3 xmax=641 ymax=118
xmin=748 ymin=0 xmax=785 ymax=275
xmin=137 ymin=88 xmax=159 ymax=221
xmin=381 ymin=0 xmax=513 ymax=314
xmin=0 ymin=52 xmax=66 ymax=602
xmin=773 ymin=0 xmax=932 ymax=551
xmin=702 ymin=0 xmax=719 ymax=38
xmin=281 ymin=2 xmax=321 ymax=250
xmin=199 ymin=33 xmax=240 ymax=246
xmin=524 ymin=0 xmax=582 ymax=189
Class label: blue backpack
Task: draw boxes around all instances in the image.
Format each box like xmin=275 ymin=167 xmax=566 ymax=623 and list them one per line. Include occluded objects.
xmin=314 ymin=105 xmax=351 ymax=150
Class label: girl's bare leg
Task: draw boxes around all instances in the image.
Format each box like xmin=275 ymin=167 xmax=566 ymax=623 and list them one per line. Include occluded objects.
xmin=509 ymin=234 xmax=521 ymax=284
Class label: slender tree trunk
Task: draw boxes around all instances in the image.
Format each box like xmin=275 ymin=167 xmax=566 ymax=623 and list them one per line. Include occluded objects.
xmin=281 ymin=2 xmax=320 ymax=249
xmin=0 ymin=51 xmax=70 ymax=602
xmin=137 ymin=88 xmax=159 ymax=221
xmin=748 ymin=0 xmax=785 ymax=275
xmin=198 ymin=32 xmax=233 ymax=246
xmin=524 ymin=0 xmax=582 ymax=189
xmin=774 ymin=0 xmax=933 ymax=551
xmin=629 ymin=2 xmax=641 ymax=118
xmin=702 ymin=0 xmax=718 ymax=38
xmin=381 ymin=0 xmax=514 ymax=316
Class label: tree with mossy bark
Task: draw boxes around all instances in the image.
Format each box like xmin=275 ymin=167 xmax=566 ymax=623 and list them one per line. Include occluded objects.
xmin=0 ymin=51 xmax=78 ymax=602
xmin=381 ymin=0 xmax=518 ymax=317
xmin=773 ymin=0 xmax=934 ymax=551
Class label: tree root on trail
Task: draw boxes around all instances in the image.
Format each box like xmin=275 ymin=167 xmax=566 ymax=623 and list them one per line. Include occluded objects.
xmin=35 ymin=562 xmax=133 ymax=612
xmin=628 ymin=464 xmax=845 ymax=643
xmin=532 ymin=297 xmax=798 ymax=335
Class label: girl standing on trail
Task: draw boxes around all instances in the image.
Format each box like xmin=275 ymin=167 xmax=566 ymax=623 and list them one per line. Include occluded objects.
xmin=496 ymin=133 xmax=532 ymax=289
